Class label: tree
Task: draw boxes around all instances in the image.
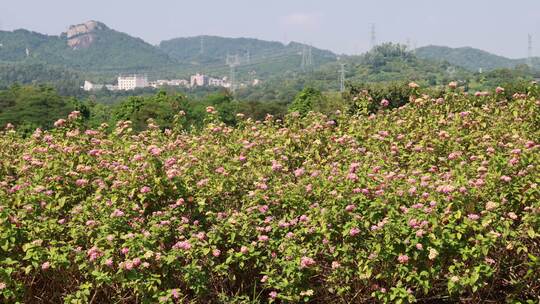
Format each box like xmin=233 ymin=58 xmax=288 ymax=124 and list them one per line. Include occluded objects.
xmin=288 ymin=87 xmax=325 ymax=116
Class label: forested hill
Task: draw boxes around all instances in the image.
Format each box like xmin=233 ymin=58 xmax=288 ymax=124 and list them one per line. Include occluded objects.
xmin=0 ymin=21 xmax=336 ymax=78
xmin=416 ymin=45 xmax=540 ymax=71
xmin=0 ymin=21 xmax=174 ymax=72
xmin=159 ymin=36 xmax=336 ymax=72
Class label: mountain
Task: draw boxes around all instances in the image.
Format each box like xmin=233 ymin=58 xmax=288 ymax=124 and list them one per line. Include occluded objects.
xmin=0 ymin=21 xmax=175 ymax=73
xmin=158 ymin=36 xmax=337 ymax=78
xmin=0 ymin=21 xmax=338 ymax=80
xmin=415 ymin=45 xmax=539 ymax=71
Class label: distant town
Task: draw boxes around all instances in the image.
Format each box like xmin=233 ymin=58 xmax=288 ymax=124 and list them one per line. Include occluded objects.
xmin=83 ymin=74 xmax=261 ymax=91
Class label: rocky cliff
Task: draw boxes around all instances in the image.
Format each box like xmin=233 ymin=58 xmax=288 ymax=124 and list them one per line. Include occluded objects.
xmin=66 ymin=21 xmax=105 ymax=49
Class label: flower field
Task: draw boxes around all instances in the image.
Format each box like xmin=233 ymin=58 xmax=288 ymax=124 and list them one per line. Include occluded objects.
xmin=1 ymin=87 xmax=539 ymax=303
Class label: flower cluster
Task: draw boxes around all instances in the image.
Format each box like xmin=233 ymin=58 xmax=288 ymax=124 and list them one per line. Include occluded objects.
xmin=0 ymin=89 xmax=539 ymax=303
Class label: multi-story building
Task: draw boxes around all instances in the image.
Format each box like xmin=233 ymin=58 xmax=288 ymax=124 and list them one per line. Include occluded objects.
xmin=190 ymin=73 xmax=209 ymax=87
xmin=208 ymin=77 xmax=227 ymax=87
xmin=154 ymin=79 xmax=190 ymax=87
xmin=83 ymin=80 xmax=104 ymax=91
xmin=117 ymin=74 xmax=148 ymax=90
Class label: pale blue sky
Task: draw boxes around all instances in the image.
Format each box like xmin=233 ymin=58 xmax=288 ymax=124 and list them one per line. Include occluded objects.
xmin=1 ymin=0 xmax=539 ymax=58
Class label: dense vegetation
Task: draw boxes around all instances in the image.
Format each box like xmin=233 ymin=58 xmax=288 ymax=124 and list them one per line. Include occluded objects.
xmin=416 ymin=45 xmax=540 ymax=72
xmin=0 ymin=62 xmax=83 ymax=95
xmin=0 ymin=83 xmax=539 ymax=303
xmin=0 ymin=85 xmax=87 ymax=133
xmin=0 ymin=24 xmax=174 ymax=73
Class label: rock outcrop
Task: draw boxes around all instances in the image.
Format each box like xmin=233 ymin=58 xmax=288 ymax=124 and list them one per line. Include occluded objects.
xmin=66 ymin=21 xmax=105 ymax=49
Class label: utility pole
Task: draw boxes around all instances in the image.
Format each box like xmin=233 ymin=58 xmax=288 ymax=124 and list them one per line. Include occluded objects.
xmin=339 ymin=63 xmax=346 ymax=92
xmin=308 ymin=45 xmax=313 ymax=67
xmin=301 ymin=45 xmax=307 ymax=71
xmin=226 ymin=54 xmax=240 ymax=94
xmin=370 ymin=23 xmax=377 ymax=50
xmin=528 ymin=34 xmax=533 ymax=67
xmin=246 ymin=49 xmax=251 ymax=64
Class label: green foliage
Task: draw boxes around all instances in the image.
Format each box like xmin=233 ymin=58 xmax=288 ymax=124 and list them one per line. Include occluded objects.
xmin=416 ymin=45 xmax=540 ymax=71
xmin=0 ymin=62 xmax=83 ymax=95
xmin=0 ymin=23 xmax=174 ymax=73
xmin=0 ymin=89 xmax=539 ymax=303
xmin=112 ymin=91 xmax=184 ymax=131
xmin=0 ymin=85 xmax=86 ymax=133
xmin=288 ymin=87 xmax=325 ymax=116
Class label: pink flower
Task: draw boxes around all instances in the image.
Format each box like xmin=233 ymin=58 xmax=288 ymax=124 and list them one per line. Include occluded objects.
xmin=495 ymin=87 xmax=505 ymax=94
xmin=380 ymin=99 xmax=390 ymax=107
xmin=397 ymin=254 xmax=409 ymax=264
xmin=500 ymin=175 xmax=512 ymax=182
xmin=87 ymin=246 xmax=103 ymax=261
xmin=448 ymin=81 xmax=458 ymax=89
xmin=206 ymin=106 xmax=216 ymax=113
xmin=331 ymin=261 xmax=341 ymax=269
xmin=173 ymin=240 xmax=192 ymax=250
xmin=54 ymin=119 xmax=66 ymax=127
xmin=140 ymin=186 xmax=151 ymax=193
xmin=349 ymin=227 xmax=360 ymax=236
xmin=347 ymin=173 xmax=358 ymax=181
xmin=345 ymin=204 xmax=356 ymax=212
xmin=467 ymin=214 xmax=480 ymax=221
xmin=212 ymin=249 xmax=221 ymax=257
xmin=300 ymin=256 xmax=316 ymax=268
xmin=197 ymin=179 xmax=209 ymax=187
xmin=258 ymin=235 xmax=269 ymax=242
xmin=0 ymin=282 xmax=6 ymax=290
xmin=110 ymin=209 xmax=125 ymax=218
xmin=68 ymin=111 xmax=81 ymax=120
xmin=240 ymin=246 xmax=248 ymax=254
xmin=269 ymin=291 xmax=278 ymax=299
xmin=171 ymin=289 xmax=180 ymax=299
xmin=41 ymin=261 xmax=50 ymax=270
xmin=105 ymin=258 xmax=113 ymax=267
xmin=271 ymin=161 xmax=282 ymax=171
xmin=294 ymin=168 xmax=305 ymax=177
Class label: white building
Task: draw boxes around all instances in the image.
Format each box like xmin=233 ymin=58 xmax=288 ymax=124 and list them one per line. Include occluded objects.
xmin=118 ymin=74 xmax=148 ymax=90
xmin=153 ymin=79 xmax=190 ymax=88
xmin=208 ymin=77 xmax=227 ymax=87
xmin=83 ymin=80 xmax=104 ymax=91
xmin=190 ymin=73 xmax=209 ymax=87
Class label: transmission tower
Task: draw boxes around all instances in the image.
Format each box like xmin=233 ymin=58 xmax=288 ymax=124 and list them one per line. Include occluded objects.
xmin=301 ymin=44 xmax=313 ymax=72
xmin=369 ymin=23 xmax=377 ymax=50
xmin=246 ymin=49 xmax=251 ymax=64
xmin=339 ymin=63 xmax=346 ymax=92
xmin=226 ymin=54 xmax=240 ymax=94
xmin=528 ymin=34 xmax=533 ymax=67
xmin=200 ymin=36 xmax=204 ymax=55
xmin=308 ymin=45 xmax=313 ymax=66
xmin=301 ymin=45 xmax=307 ymax=71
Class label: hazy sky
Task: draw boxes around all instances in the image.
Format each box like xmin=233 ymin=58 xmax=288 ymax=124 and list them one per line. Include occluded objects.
xmin=1 ymin=0 xmax=539 ymax=58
